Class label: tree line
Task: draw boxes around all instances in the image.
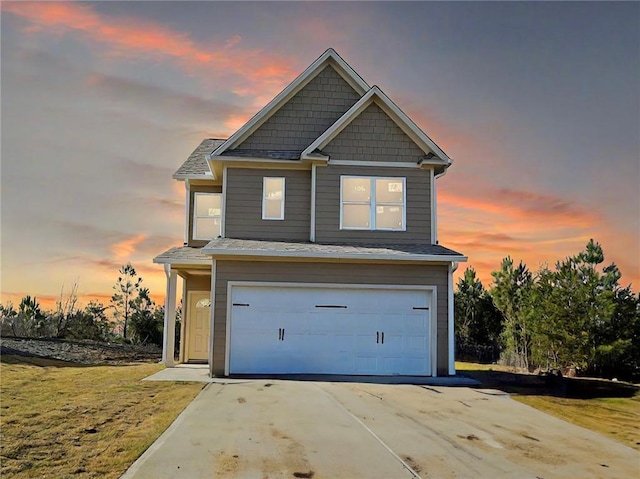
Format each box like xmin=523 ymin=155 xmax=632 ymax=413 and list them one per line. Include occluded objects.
xmin=0 ymin=263 xmax=175 ymax=349
xmin=455 ymin=240 xmax=639 ymax=380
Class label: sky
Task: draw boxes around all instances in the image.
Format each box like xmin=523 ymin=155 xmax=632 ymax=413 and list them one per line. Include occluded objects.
xmin=1 ymin=1 xmax=639 ymax=310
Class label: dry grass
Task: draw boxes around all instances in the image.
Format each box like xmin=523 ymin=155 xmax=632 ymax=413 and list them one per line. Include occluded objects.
xmin=0 ymin=355 xmax=203 ymax=478
xmin=456 ymin=361 xmax=640 ymax=451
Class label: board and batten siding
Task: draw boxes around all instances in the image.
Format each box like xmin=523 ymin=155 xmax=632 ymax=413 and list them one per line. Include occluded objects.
xmin=212 ymin=260 xmax=449 ymax=376
xmin=322 ymin=103 xmax=426 ymax=163
xmin=187 ymin=184 xmax=222 ymax=248
xmin=224 ymin=168 xmax=311 ymax=241
xmin=315 ymin=165 xmax=431 ymax=244
xmin=235 ymin=65 xmax=361 ymax=151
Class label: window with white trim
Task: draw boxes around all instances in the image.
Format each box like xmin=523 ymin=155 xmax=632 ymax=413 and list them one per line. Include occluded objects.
xmin=193 ymin=193 xmax=222 ymax=240
xmin=262 ymin=177 xmax=285 ymax=220
xmin=340 ymin=176 xmax=406 ymax=230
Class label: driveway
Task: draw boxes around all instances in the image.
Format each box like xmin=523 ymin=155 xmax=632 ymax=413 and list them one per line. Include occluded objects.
xmin=121 ymin=380 xmax=639 ymax=479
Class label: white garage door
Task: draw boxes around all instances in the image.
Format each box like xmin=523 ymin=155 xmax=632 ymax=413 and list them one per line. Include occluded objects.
xmin=228 ymin=284 xmax=433 ymax=376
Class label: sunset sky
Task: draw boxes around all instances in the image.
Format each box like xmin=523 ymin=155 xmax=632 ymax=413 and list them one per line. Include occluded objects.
xmin=1 ymin=1 xmax=638 ymax=310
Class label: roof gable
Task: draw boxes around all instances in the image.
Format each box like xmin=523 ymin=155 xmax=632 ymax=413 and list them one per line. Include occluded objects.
xmin=230 ymin=65 xmax=362 ymax=152
xmin=301 ymin=86 xmax=451 ymax=166
xmin=212 ymin=49 xmax=370 ymax=157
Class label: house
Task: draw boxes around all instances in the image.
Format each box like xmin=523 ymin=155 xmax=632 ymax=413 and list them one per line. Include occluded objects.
xmin=154 ymin=49 xmax=466 ymax=378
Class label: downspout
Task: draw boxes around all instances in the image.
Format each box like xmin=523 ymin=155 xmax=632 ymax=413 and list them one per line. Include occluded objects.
xmin=448 ymin=261 xmax=459 ymax=375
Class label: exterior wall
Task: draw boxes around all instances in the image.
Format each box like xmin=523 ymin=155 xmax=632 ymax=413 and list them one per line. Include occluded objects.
xmin=225 ymin=168 xmax=311 ymax=241
xmin=188 ymin=184 xmax=222 ymax=248
xmin=212 ymin=260 xmax=449 ymax=376
xmin=322 ymin=103 xmax=426 ymax=163
xmin=315 ymin=165 xmax=431 ymax=244
xmin=235 ymin=65 xmax=361 ymax=151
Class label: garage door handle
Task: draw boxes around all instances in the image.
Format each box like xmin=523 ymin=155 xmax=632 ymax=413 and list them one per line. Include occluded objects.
xmin=282 ymin=328 xmax=285 ymax=341
xmin=381 ymin=332 xmax=384 ymax=344
xmin=278 ymin=328 xmax=282 ymax=341
xmin=376 ymin=331 xmax=379 ymax=343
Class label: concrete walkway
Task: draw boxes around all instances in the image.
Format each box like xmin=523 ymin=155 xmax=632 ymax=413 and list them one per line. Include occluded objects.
xmin=121 ymin=379 xmax=639 ymax=479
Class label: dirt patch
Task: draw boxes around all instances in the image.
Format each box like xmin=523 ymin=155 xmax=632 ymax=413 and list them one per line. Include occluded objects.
xmin=237 ymin=397 xmax=246 ymax=404
xmin=0 ymin=337 xmax=161 ymax=365
xmin=400 ymin=455 xmax=422 ymax=473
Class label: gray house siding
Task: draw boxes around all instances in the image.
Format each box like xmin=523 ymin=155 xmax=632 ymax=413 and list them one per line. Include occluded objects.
xmin=315 ymin=165 xmax=431 ymax=244
xmin=323 ymin=103 xmax=426 ymax=163
xmin=188 ymin=184 xmax=222 ymax=248
xmin=225 ymin=168 xmax=311 ymax=241
xmin=234 ymin=65 xmax=361 ymax=151
xmin=212 ymin=260 xmax=449 ymax=376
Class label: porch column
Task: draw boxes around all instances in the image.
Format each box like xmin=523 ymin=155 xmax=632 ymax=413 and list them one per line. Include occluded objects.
xmin=162 ymin=264 xmax=177 ymax=367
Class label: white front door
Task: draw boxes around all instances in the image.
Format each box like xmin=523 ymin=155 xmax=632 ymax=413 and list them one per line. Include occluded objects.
xmin=228 ymin=285 xmax=432 ymax=375
xmin=187 ymin=292 xmax=210 ymax=362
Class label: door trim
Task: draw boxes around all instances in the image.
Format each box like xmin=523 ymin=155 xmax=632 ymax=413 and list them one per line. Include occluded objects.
xmin=186 ymin=290 xmax=211 ymax=362
xmin=225 ymin=281 xmax=438 ymax=376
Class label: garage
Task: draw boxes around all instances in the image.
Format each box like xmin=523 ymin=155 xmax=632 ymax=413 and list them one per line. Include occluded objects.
xmin=227 ymin=283 xmax=436 ymax=376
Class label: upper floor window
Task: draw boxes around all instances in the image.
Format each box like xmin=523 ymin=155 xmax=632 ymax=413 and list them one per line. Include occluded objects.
xmin=193 ymin=193 xmax=222 ymax=240
xmin=340 ymin=176 xmax=406 ymax=230
xmin=262 ymin=177 xmax=285 ymax=220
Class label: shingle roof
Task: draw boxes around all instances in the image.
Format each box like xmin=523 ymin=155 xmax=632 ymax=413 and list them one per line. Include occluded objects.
xmin=153 ymin=246 xmax=211 ymax=265
xmin=221 ymin=149 xmax=302 ymax=160
xmin=202 ymin=238 xmax=466 ymax=261
xmin=173 ymin=139 xmax=226 ymax=179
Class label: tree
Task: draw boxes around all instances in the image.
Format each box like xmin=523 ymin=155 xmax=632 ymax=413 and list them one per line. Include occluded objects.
xmin=53 ymin=282 xmax=80 ymax=338
xmin=129 ymin=288 xmax=164 ymax=346
xmin=454 ymin=267 xmax=503 ymax=362
xmin=111 ymin=263 xmax=142 ymax=340
xmin=18 ymin=296 xmax=47 ymax=337
xmin=490 ymin=257 xmax=533 ymax=369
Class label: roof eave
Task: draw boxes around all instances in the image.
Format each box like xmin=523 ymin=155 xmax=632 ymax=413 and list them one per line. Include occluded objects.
xmin=200 ymin=249 xmax=467 ymax=263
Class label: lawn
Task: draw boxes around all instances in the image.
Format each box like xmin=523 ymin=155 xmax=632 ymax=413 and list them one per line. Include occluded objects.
xmin=457 ymin=361 xmax=640 ymax=451
xmin=0 ymin=356 xmax=203 ymax=478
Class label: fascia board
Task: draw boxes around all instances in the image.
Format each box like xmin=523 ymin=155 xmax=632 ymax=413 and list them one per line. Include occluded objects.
xmin=153 ymin=257 xmax=211 ymax=266
xmin=211 ymin=49 xmax=370 ymax=157
xmin=200 ymin=248 xmax=467 ymax=263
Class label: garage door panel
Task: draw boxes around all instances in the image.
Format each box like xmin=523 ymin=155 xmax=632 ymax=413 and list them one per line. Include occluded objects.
xmin=229 ymin=285 xmax=432 ymax=376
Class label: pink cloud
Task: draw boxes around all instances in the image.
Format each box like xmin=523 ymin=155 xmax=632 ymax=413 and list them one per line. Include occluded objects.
xmin=2 ymin=2 xmax=296 ymax=94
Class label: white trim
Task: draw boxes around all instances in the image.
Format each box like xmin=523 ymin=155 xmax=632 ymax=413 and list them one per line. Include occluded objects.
xmin=224 ymin=281 xmax=438 ymax=377
xmin=330 ymin=160 xmax=420 ymax=169
xmin=212 ymin=49 xmax=369 ymax=157
xmin=162 ymin=265 xmax=177 ymax=367
xmin=340 ymin=176 xmax=406 ymax=231
xmin=262 ymin=177 xmax=285 ymax=221
xmin=301 ymin=86 xmax=451 ymax=164
xmin=209 ymin=260 xmax=216 ymax=377
xmin=184 ymin=179 xmax=190 ymax=244
xmin=221 ymin=165 xmax=228 ymax=237
xmin=179 ymin=278 xmax=187 ymax=363
xmin=448 ymin=262 xmax=459 ymax=375
xmin=153 ymin=257 xmax=211 ymax=266
xmin=173 ymin=173 xmax=217 ymax=181
xmin=310 ymin=164 xmax=317 ymax=242
xmin=192 ymin=192 xmax=222 ymax=241
xmin=216 ymin=157 xmax=310 ymax=165
xmin=203 ymin=248 xmax=467 ymax=263
xmin=430 ymin=168 xmax=437 ymax=244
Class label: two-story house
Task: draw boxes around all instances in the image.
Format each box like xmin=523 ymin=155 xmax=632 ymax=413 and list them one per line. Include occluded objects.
xmin=154 ymin=49 xmax=466 ymax=378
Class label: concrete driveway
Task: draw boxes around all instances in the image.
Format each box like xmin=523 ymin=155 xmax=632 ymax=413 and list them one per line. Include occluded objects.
xmin=121 ymin=380 xmax=639 ymax=479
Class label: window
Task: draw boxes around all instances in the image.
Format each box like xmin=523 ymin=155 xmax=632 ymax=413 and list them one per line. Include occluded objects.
xmin=262 ymin=177 xmax=285 ymax=220
xmin=341 ymin=176 xmax=405 ymax=230
xmin=193 ymin=193 xmax=222 ymax=240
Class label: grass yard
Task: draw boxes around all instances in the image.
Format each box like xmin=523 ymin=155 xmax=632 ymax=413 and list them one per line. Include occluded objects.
xmin=0 ymin=356 xmax=203 ymax=478
xmin=457 ymin=361 xmax=640 ymax=451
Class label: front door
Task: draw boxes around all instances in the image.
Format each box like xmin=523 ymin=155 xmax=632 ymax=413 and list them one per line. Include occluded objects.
xmin=187 ymin=292 xmax=211 ymax=362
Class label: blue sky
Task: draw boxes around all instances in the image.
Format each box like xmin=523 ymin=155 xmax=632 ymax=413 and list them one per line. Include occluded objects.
xmin=1 ymin=1 xmax=638 ymax=308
